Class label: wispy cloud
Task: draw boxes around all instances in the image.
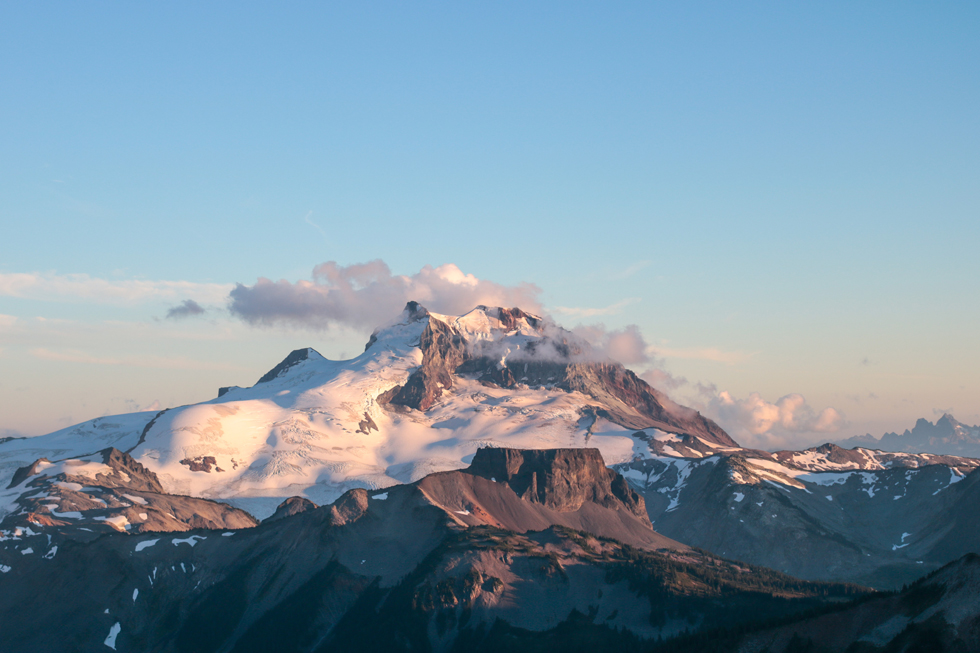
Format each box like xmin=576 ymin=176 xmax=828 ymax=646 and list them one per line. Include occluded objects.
xmin=0 ymin=272 xmax=232 ymax=305
xmin=552 ymin=297 xmax=641 ymax=318
xmin=649 ymin=345 xmax=756 ymax=365
xmin=229 ymin=260 xmax=542 ymax=331
xmin=29 ymin=348 xmax=244 ymax=371
xmin=304 ymin=211 xmax=330 ymax=247
xmin=609 ymin=261 xmax=652 ymax=280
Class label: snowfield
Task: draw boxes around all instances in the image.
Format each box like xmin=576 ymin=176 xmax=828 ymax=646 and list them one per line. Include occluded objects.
xmin=0 ymin=307 xmax=679 ymax=519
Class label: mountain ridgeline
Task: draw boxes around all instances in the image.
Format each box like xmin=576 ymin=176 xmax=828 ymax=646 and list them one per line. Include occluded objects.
xmin=0 ymin=447 xmax=869 ymax=653
xmin=3 ymin=303 xmax=980 ymax=651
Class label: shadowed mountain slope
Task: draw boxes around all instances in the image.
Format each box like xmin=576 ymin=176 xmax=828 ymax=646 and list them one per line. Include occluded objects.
xmin=0 ymin=448 xmax=866 ymax=652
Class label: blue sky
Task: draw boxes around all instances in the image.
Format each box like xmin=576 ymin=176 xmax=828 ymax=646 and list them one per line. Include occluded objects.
xmin=1 ymin=3 xmax=978 ymax=446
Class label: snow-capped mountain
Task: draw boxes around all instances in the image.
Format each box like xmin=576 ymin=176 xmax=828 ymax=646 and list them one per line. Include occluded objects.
xmin=837 ymin=414 xmax=980 ymax=458
xmin=3 ymin=302 xmax=979 ymax=591
xmin=0 ymin=303 xmax=733 ymax=521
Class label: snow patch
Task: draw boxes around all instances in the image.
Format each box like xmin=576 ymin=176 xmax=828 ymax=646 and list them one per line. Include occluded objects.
xmin=371 ymin=492 xmax=389 ymax=501
xmin=104 ymin=622 xmax=121 ymax=649
xmin=135 ymin=539 xmax=160 ymax=552
xmin=733 ymin=492 xmax=744 ymax=503
xmin=172 ymin=535 xmax=206 ymax=547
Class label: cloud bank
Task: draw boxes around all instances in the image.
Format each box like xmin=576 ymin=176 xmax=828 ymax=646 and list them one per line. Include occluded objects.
xmin=692 ymin=385 xmax=845 ymax=449
xmin=571 ymin=323 xmax=651 ymax=366
xmin=228 ymin=261 xmax=542 ymax=331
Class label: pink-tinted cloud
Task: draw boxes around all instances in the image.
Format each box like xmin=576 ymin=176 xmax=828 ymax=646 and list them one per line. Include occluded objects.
xmin=228 ymin=260 xmax=542 ymax=331
xmin=691 ymin=385 xmax=845 ymax=449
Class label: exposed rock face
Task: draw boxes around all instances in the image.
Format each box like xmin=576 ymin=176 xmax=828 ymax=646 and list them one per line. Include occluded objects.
xmin=326 ymin=488 xmax=370 ymax=526
xmin=266 ymin=496 xmax=318 ymax=522
xmin=179 ymin=455 xmax=220 ymax=473
xmin=466 ymin=447 xmax=648 ymax=522
xmin=387 ymin=316 xmax=468 ymax=411
xmin=558 ymin=363 xmax=736 ymax=446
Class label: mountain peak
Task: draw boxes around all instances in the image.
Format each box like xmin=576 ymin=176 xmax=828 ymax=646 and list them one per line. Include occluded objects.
xmin=256 ymin=347 xmax=324 ymax=384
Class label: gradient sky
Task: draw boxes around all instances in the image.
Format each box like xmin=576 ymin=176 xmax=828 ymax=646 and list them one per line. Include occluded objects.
xmin=2 ymin=3 xmax=978 ymax=448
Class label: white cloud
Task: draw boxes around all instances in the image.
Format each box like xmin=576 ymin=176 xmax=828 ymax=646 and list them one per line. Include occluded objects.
xmin=0 ymin=272 xmax=232 ymax=305
xmin=570 ymin=323 xmax=651 ymax=366
xmin=693 ymin=385 xmax=845 ymax=449
xmin=228 ymin=260 xmax=542 ymax=331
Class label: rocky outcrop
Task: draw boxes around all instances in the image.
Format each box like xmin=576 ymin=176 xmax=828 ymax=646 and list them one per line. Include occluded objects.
xmin=387 ymin=316 xmax=468 ymax=411
xmin=101 ymin=448 xmax=166 ymax=492
xmin=465 ymin=447 xmax=649 ymax=522
xmin=179 ymin=455 xmax=221 ymax=473
xmin=265 ymin=496 xmax=318 ymax=522
xmin=326 ymin=488 xmax=370 ymax=526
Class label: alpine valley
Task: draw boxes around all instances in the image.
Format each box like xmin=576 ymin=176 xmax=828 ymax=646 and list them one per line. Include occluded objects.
xmin=2 ymin=304 xmax=979 ymax=652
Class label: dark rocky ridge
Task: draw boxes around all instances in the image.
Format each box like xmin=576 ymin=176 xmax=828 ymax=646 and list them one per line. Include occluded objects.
xmin=0 ymin=447 xmax=868 ymax=652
